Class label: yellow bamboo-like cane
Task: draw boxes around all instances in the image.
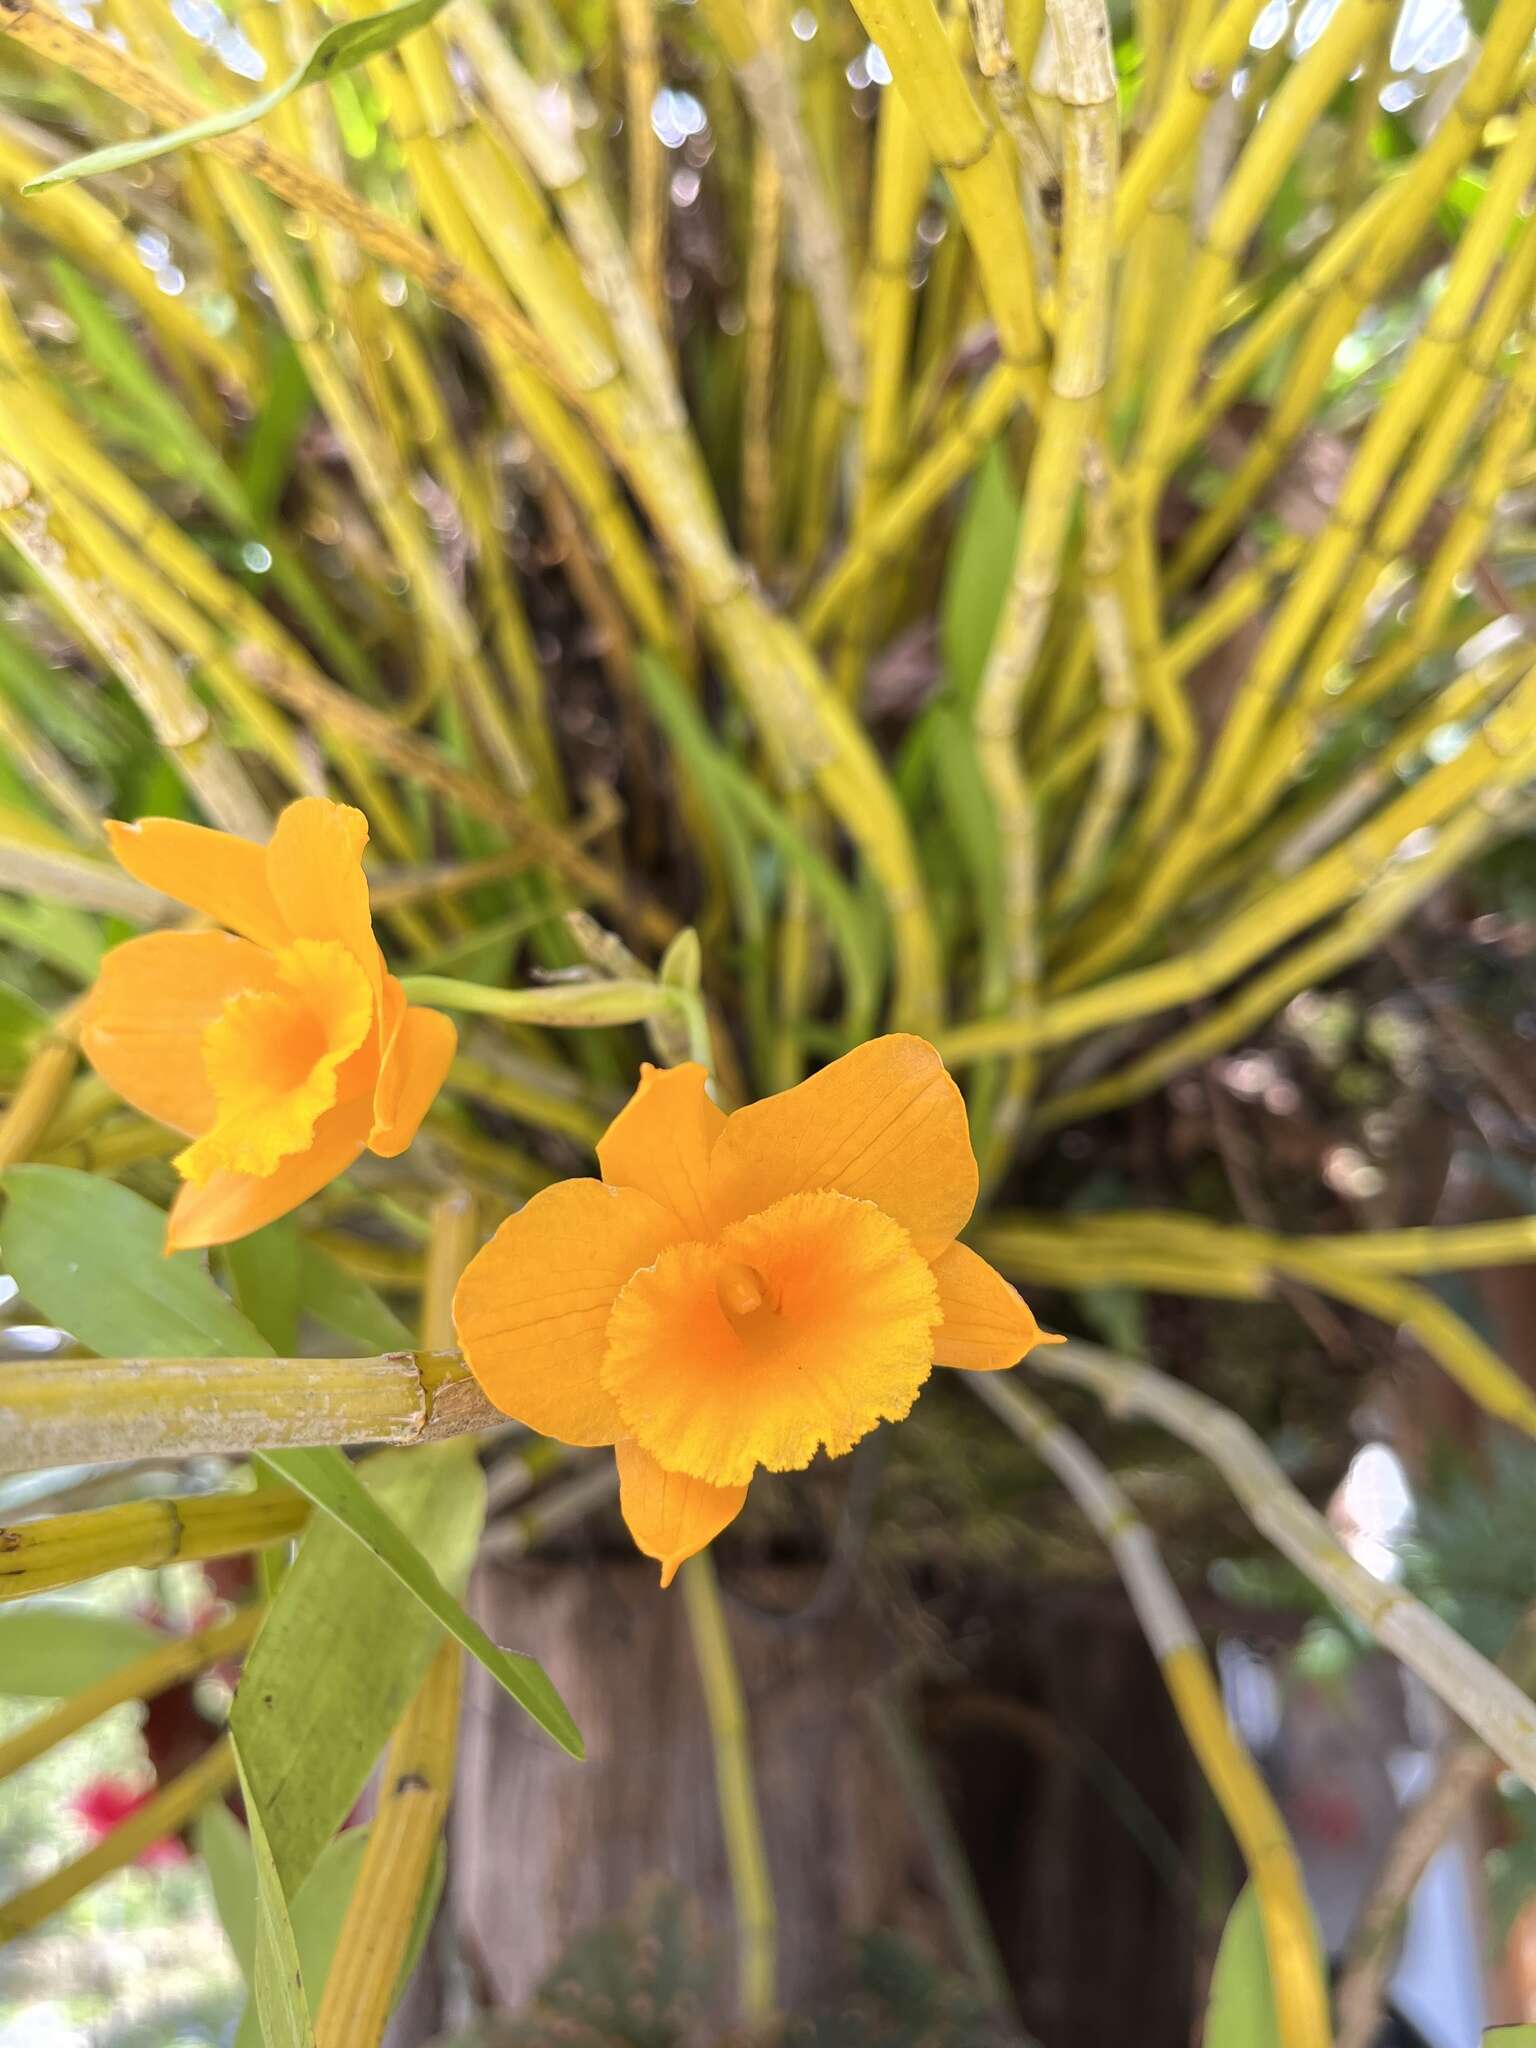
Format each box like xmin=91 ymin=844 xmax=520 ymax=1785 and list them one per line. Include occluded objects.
xmin=703 ymin=0 xmax=863 ymax=403
xmin=844 ymin=0 xmax=1046 ymax=380
xmin=0 ymin=458 xmax=269 ymax=837
xmin=0 ymin=1491 xmax=310 ymax=1603
xmin=611 ymin=0 xmax=668 ymax=322
xmin=314 ymin=1637 xmax=462 ymax=2048
xmin=0 ymin=1350 xmax=502 ymax=1476
xmin=974 ymin=0 xmax=1117 ymax=1038
xmin=972 ymin=1372 xmax=1330 ymax=2048
xmin=1030 ymin=1340 xmax=1536 ymax=1791
xmin=0 ymin=1738 xmax=239 ymax=1938
xmin=681 ymin=1550 xmax=778 ymax=2022
xmin=0 ymin=1000 xmax=81 ymax=1170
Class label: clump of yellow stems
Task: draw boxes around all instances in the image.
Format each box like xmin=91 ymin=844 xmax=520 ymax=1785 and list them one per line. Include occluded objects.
xmin=3 ymin=0 xmax=1536 ymax=2019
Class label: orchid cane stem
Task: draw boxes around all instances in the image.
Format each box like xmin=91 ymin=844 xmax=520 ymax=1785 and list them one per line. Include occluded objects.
xmin=680 ymin=1548 xmax=778 ymax=2023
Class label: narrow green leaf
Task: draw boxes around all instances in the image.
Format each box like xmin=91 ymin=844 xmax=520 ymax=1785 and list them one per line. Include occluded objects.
xmin=48 ymin=260 xmax=252 ymax=528
xmin=0 ymin=899 xmax=103 ymax=981
xmin=238 ymin=339 xmax=313 ymax=529
xmin=239 ymin=1755 xmax=317 ymax=2048
xmin=0 ymin=983 xmax=48 ymax=1087
xmin=0 ymin=1168 xmax=577 ymax=1764
xmin=254 ymin=1445 xmax=583 ymax=1761
xmin=0 ymin=612 xmax=124 ymax=762
xmin=233 ymin=1826 xmax=445 ymax=2047
xmin=1072 ymin=1283 xmax=1148 ymax=1358
xmin=24 ymin=0 xmax=454 ymax=191
xmin=230 ymin=1444 xmax=485 ymax=1898
xmin=2 ymin=1165 xmax=270 ymax=1358
xmin=1202 ymin=1882 xmax=1324 ymax=2048
xmin=940 ymin=442 xmax=1022 ymax=706
xmin=226 ymin=1217 xmax=303 ymax=1355
xmin=297 ymin=1242 xmax=413 ymax=1352
xmin=196 ymin=1802 xmax=259 ymax=1990
xmin=636 ymin=651 xmax=882 ymax=1040
xmin=0 ymin=1605 xmax=160 ymax=1696
xmin=1203 ymin=1885 xmax=1274 ymax=2048
xmin=928 ymin=699 xmax=1005 ymax=1000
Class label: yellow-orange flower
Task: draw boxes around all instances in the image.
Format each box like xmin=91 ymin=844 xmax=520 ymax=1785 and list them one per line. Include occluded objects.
xmin=81 ymin=799 xmax=456 ymax=1252
xmin=454 ymin=1036 xmax=1055 ymax=1585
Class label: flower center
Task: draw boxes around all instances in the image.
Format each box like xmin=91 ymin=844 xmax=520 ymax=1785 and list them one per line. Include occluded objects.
xmin=602 ymin=1189 xmax=943 ymax=1487
xmin=715 ymin=1260 xmax=768 ymax=1318
xmin=175 ymin=938 xmax=375 ymax=1185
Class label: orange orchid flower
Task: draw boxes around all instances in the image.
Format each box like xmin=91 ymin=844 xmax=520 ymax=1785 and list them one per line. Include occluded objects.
xmin=454 ymin=1036 xmax=1056 ymax=1585
xmin=80 ymin=799 xmax=456 ymax=1253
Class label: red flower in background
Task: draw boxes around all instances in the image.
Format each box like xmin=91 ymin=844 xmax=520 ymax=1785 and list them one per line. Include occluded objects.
xmin=71 ymin=1778 xmax=189 ymax=1867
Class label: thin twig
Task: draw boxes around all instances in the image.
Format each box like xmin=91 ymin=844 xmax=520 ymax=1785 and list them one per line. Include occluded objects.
xmin=1031 ymin=1341 xmax=1536 ymax=1791
xmin=680 ymin=1549 xmax=778 ymax=2023
xmin=868 ymin=1685 xmax=1031 ymax=2037
xmin=970 ymin=1371 xmax=1330 ymax=2048
xmin=1333 ymin=1599 xmax=1536 ymax=2048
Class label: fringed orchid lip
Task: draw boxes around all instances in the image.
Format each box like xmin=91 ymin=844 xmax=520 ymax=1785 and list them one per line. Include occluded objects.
xmin=78 ymin=797 xmax=456 ymax=1251
xmin=454 ymin=1035 xmax=1059 ymax=1586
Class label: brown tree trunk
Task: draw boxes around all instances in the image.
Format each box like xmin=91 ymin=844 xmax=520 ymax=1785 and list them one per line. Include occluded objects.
xmin=452 ymin=1562 xmax=958 ymax=2020
xmin=435 ymin=1563 xmax=1205 ymax=2044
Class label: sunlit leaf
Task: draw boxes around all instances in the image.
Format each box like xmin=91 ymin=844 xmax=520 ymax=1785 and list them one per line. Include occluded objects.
xmin=197 ymin=1801 xmax=259 ymax=1990
xmin=230 ymin=1443 xmax=485 ymax=1897
xmin=226 ymin=1216 xmax=303 ymax=1355
xmin=2 ymin=1165 xmax=268 ymax=1357
xmin=254 ymin=1445 xmax=583 ymax=1762
xmin=240 ymin=1753 xmax=317 ymax=2048
xmin=297 ymin=1241 xmax=414 ymax=1352
xmin=1201 ymin=1882 xmax=1325 ymax=2048
xmin=939 ymin=442 xmax=1021 ymax=706
xmin=233 ymin=1824 xmax=445 ymax=2047
xmin=0 ymin=899 xmax=103 ymax=982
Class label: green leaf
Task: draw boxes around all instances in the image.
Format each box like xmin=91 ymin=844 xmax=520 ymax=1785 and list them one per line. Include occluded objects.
xmin=234 ymin=1824 xmax=445 ymax=2047
xmin=0 ymin=613 xmax=124 ymax=763
xmin=239 ymin=1755 xmax=318 ymax=2048
xmin=939 ymin=442 xmax=1021 ymax=706
xmin=226 ymin=1217 xmax=303 ymax=1355
xmin=1072 ymin=1283 xmax=1148 ymax=1357
xmin=48 ymin=261 xmax=253 ymax=530
xmin=1203 ymin=1886 xmax=1273 ymax=2047
xmin=197 ymin=1802 xmax=259 ymax=1990
xmin=238 ymin=339 xmax=313 ymax=530
xmin=635 ymin=651 xmax=881 ymax=1041
xmin=24 ymin=0 xmax=455 ymax=191
xmin=2 ymin=1165 xmax=270 ymax=1357
xmin=298 ymin=1242 xmax=413 ymax=1352
xmin=0 ymin=1168 xmax=578 ymax=1769
xmin=230 ymin=1443 xmax=485 ymax=1898
xmin=0 ymin=898 xmax=103 ymax=982
xmin=1486 ymin=2032 xmax=1536 ymax=2043
xmin=0 ymin=1604 xmax=160 ymax=1696
xmin=0 ymin=983 xmax=47 ymax=1087
xmin=927 ymin=699 xmax=1005 ymax=1004
xmin=254 ymin=1444 xmax=583 ymax=1763
xmin=1201 ymin=1882 xmax=1324 ymax=2048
